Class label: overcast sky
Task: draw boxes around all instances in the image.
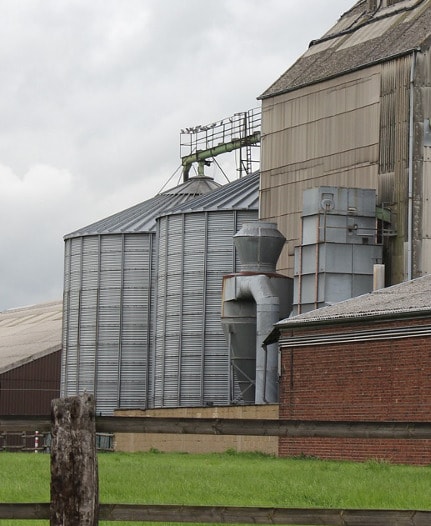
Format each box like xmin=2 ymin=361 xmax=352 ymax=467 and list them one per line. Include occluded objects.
xmin=0 ymin=0 xmax=354 ymax=311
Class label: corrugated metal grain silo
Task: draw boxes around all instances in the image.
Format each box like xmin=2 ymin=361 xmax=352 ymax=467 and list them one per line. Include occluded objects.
xmin=62 ymin=176 xmax=220 ymax=415
xmin=151 ymin=172 xmax=259 ymax=408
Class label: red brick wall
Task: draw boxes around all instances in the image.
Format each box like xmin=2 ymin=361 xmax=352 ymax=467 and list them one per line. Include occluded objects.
xmin=279 ymin=320 xmax=431 ymax=465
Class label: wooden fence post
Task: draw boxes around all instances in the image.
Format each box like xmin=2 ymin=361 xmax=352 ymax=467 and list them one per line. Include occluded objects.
xmin=50 ymin=393 xmax=98 ymax=525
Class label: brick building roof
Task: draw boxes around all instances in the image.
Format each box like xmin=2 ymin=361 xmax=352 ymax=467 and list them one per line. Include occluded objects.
xmin=276 ymin=274 xmax=431 ymax=330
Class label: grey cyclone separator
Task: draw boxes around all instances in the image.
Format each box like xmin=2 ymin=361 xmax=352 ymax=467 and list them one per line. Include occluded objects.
xmin=221 ymin=221 xmax=293 ymax=405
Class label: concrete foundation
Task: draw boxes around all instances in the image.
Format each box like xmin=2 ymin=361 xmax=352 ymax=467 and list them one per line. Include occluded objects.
xmin=114 ymin=404 xmax=279 ymax=455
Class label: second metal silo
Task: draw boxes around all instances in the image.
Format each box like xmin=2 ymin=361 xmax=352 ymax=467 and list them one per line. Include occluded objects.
xmin=151 ymin=173 xmax=259 ymax=408
xmin=61 ymin=175 xmax=220 ymax=415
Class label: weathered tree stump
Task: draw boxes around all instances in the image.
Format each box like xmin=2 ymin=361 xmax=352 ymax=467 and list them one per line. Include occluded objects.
xmin=50 ymin=393 xmax=98 ymax=525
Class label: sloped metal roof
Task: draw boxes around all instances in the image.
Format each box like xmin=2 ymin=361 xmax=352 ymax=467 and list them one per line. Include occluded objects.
xmin=64 ymin=176 xmax=220 ymax=239
xmin=158 ymin=172 xmax=259 ymax=217
xmin=260 ymin=0 xmax=431 ymax=99
xmin=0 ymin=301 xmax=62 ymax=374
xmin=277 ymin=274 xmax=431 ymax=328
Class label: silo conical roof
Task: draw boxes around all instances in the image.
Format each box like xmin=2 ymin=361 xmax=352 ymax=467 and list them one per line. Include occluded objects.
xmin=158 ymin=172 xmax=259 ymax=217
xmin=64 ymin=175 xmax=220 ymax=239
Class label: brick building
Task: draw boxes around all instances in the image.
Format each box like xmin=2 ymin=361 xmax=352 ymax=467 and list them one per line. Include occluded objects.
xmin=276 ymin=275 xmax=431 ymax=465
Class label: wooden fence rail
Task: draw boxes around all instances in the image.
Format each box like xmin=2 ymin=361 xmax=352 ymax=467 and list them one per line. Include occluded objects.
xmin=0 ymin=503 xmax=430 ymax=525
xmin=1 ymin=394 xmax=431 ymax=524
xmin=2 ymin=415 xmax=431 ymax=439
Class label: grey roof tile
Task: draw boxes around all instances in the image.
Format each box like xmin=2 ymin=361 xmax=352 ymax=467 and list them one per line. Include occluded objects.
xmin=278 ymin=274 xmax=431 ymax=327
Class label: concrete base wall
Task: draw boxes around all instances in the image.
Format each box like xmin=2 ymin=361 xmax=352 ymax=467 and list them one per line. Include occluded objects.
xmin=114 ymin=405 xmax=279 ymax=455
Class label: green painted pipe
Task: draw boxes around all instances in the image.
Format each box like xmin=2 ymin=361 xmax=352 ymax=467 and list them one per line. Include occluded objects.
xmin=182 ymin=131 xmax=260 ymax=180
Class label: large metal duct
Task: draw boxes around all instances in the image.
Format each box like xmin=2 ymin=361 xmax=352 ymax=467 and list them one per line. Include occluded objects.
xmin=221 ymin=221 xmax=293 ymax=404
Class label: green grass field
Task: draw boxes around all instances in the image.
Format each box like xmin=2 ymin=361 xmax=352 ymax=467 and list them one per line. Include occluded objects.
xmin=0 ymin=450 xmax=430 ymax=525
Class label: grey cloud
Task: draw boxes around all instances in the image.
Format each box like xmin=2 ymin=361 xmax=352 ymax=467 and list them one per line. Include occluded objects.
xmin=0 ymin=0 xmax=353 ymax=310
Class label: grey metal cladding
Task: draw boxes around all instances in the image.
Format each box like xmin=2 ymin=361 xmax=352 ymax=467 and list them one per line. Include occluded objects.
xmin=151 ymin=173 xmax=260 ymax=407
xmin=64 ymin=176 xmax=221 ymax=239
xmin=159 ymin=172 xmax=260 ymax=216
xmin=62 ymin=176 xmax=222 ymax=414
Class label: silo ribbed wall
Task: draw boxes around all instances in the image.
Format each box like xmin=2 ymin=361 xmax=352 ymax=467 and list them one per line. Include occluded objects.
xmin=152 ymin=209 xmax=258 ymax=408
xmin=61 ymin=174 xmax=257 ymax=413
xmin=61 ymin=176 xmax=221 ymax=415
xmin=62 ymin=232 xmax=155 ymax=414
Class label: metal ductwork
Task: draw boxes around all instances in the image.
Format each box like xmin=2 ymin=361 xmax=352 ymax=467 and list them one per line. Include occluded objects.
xmin=221 ymin=221 xmax=293 ymax=404
xmin=233 ymin=221 xmax=286 ymax=273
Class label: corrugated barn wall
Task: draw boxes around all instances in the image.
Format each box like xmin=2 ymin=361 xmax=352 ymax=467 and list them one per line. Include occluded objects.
xmin=259 ymin=53 xmax=431 ymax=285
xmin=414 ymin=48 xmax=431 ymax=281
xmin=378 ymin=55 xmax=411 ymax=284
xmin=259 ymin=0 xmax=431 ymax=285
xmin=260 ymin=65 xmax=381 ymax=279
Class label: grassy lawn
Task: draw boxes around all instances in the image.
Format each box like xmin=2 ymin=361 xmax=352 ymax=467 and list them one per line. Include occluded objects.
xmin=0 ymin=450 xmax=430 ymax=525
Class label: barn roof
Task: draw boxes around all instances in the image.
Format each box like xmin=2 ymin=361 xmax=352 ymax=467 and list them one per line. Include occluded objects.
xmin=0 ymin=300 xmax=62 ymax=375
xmin=277 ymin=274 xmax=431 ymax=329
xmin=260 ymin=0 xmax=431 ymax=99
